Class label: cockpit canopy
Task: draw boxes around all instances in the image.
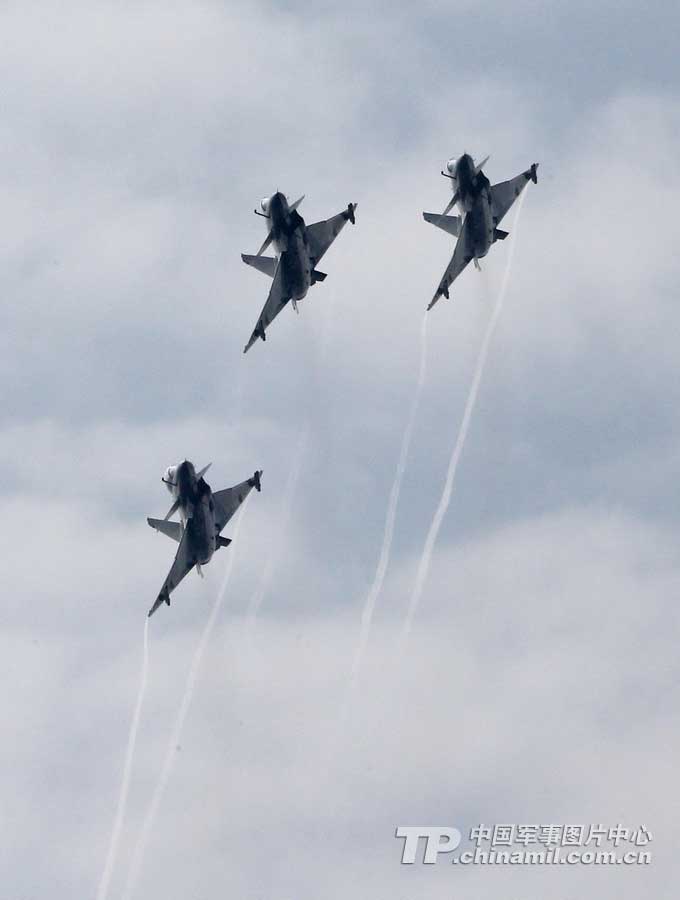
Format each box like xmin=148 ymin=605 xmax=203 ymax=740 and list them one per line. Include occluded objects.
xmin=163 ymin=465 xmax=178 ymax=492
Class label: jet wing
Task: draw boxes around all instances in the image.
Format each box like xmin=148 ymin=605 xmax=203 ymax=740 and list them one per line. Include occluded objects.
xmin=427 ymin=216 xmax=473 ymax=310
xmin=489 ymin=164 xmax=538 ymax=226
xmin=243 ymin=261 xmax=289 ymax=353
xmin=148 ymin=528 xmax=196 ymax=617
xmin=305 ymin=203 xmax=357 ymax=266
xmin=213 ymin=470 xmax=262 ymax=534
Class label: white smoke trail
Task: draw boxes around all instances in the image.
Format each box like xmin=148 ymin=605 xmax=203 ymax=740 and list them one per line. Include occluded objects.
xmin=348 ymin=313 xmax=428 ymax=687
xmin=399 ymin=194 xmax=527 ymax=645
xmin=121 ymin=496 xmax=253 ymax=900
xmin=321 ymin=316 xmax=429 ymax=766
xmin=318 ymin=282 xmax=336 ymax=360
xmin=246 ymin=426 xmax=309 ymax=633
xmin=228 ymin=357 xmax=247 ymax=439
xmin=95 ymin=618 xmax=149 ymax=900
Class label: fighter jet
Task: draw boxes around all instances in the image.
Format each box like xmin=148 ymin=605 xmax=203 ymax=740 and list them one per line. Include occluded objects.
xmin=241 ymin=192 xmax=357 ymax=352
xmin=147 ymin=460 xmax=262 ymax=617
xmin=424 ymin=154 xmax=538 ymax=310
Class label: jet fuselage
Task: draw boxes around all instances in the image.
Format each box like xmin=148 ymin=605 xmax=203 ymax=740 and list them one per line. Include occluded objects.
xmin=264 ymin=192 xmax=313 ymax=305
xmin=165 ymin=460 xmax=217 ymax=566
xmin=465 ymin=192 xmax=495 ymax=261
xmin=447 ymin=153 xmax=495 ymax=260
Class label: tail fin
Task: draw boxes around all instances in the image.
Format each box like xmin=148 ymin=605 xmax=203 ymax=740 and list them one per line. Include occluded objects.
xmin=217 ymin=536 xmax=232 ymax=549
xmin=249 ymin=470 xmax=263 ymax=492
xmin=493 ymin=228 xmax=509 ymax=241
xmin=311 ymin=269 xmax=327 ymax=283
xmin=423 ymin=212 xmax=462 ymax=237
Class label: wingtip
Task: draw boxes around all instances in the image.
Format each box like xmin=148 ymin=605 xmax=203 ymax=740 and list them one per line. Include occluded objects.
xmin=428 ymin=285 xmax=449 ymax=310
xmin=148 ymin=589 xmax=171 ymax=617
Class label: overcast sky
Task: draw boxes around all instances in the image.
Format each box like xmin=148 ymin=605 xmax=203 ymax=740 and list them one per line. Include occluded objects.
xmin=2 ymin=2 xmax=679 ymax=899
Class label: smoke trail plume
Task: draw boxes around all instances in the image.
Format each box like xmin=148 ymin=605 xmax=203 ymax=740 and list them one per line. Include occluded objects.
xmin=319 ymin=315 xmax=429 ymax=769
xmin=348 ymin=313 xmax=428 ymax=687
xmin=121 ymin=497 xmax=253 ymax=900
xmin=246 ymin=426 xmax=309 ymax=632
xmin=95 ymin=618 xmax=149 ymax=900
xmin=400 ymin=194 xmax=527 ymax=645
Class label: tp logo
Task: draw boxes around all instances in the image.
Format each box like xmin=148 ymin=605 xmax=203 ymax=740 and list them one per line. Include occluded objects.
xmin=395 ymin=826 xmax=462 ymax=864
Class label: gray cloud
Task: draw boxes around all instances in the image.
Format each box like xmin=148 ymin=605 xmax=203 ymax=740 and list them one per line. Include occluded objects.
xmin=2 ymin=2 xmax=679 ymax=899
